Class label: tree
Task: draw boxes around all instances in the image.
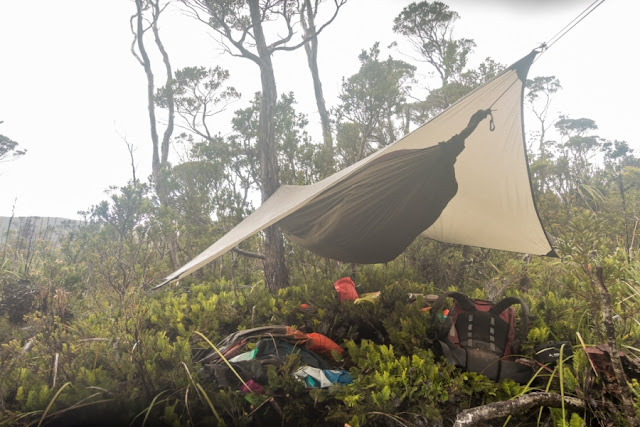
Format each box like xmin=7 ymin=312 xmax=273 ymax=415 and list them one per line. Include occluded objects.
xmin=165 ymin=143 xmax=246 ymax=261
xmin=156 ymin=65 xmax=240 ymax=142
xmin=555 ymin=116 xmax=600 ymax=184
xmin=526 ymin=76 xmax=562 ymax=155
xmin=393 ymin=2 xmax=503 ymax=125
xmin=232 ymin=91 xmax=321 ymax=186
xmin=131 ymin=0 xmax=175 ymax=193
xmin=525 ymin=76 xmax=562 ymax=194
xmin=334 ymin=43 xmax=415 ymax=167
xmin=181 ymin=0 xmax=346 ymax=291
xmin=298 ymin=0 xmax=341 ymax=176
xmin=79 ymin=182 xmax=165 ymax=300
xmin=0 ymin=123 xmax=26 ymax=162
xmin=411 ymin=58 xmax=503 ymax=123
xmin=130 ymin=0 xmax=179 ymax=268
xmin=534 ymin=116 xmax=604 ymax=210
xmin=162 ymin=91 xmax=319 ymax=265
xmin=155 ymin=64 xmax=245 ymax=261
xmin=393 ymin=1 xmax=475 ymax=86
xmin=0 ymin=135 xmax=25 ymax=163
xmin=601 ymin=140 xmax=638 ymax=261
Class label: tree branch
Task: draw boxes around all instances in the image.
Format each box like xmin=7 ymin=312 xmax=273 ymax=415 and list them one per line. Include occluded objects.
xmin=191 ymin=0 xmax=264 ymax=65
xmin=275 ymin=0 xmax=347 ymax=52
xmin=231 ymin=246 xmax=265 ymax=260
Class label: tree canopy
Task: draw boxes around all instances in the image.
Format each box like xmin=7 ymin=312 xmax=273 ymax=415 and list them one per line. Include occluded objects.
xmin=0 ymin=133 xmax=26 ymax=163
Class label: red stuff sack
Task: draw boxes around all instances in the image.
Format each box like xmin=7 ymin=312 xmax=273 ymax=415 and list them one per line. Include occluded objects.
xmin=333 ymin=277 xmax=358 ymax=302
xmin=306 ymin=332 xmax=344 ymax=356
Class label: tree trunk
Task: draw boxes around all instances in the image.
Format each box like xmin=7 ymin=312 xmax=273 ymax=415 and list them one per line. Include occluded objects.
xmin=404 ymin=104 xmax=411 ymax=136
xmin=133 ymin=0 xmax=179 ymax=269
xmin=249 ymin=0 xmax=289 ymax=292
xmin=618 ymin=172 xmax=631 ymax=263
xmin=300 ymin=0 xmax=334 ymax=176
xmin=538 ymin=115 xmax=548 ymax=193
xmin=134 ymin=0 xmax=160 ymax=183
xmin=150 ymin=0 xmax=174 ymax=168
xmin=595 ymin=267 xmax=639 ymax=426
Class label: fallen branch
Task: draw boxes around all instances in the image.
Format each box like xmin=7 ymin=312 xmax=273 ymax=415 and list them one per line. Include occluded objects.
xmin=453 ymin=392 xmax=585 ymax=426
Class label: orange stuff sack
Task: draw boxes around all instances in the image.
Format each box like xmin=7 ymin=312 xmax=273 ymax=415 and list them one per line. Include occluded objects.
xmin=306 ymin=332 xmax=344 ymax=356
xmin=333 ymin=277 xmax=358 ymax=302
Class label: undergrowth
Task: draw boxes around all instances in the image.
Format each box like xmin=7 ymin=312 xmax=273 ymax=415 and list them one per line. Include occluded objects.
xmin=2 ymin=253 xmax=640 ymax=425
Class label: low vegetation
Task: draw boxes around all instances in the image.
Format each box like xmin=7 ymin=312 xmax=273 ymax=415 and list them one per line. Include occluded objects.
xmin=1 ymin=204 xmax=640 ymax=425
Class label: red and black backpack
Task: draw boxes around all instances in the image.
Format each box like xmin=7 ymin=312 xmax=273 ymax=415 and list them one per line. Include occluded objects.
xmin=430 ymin=292 xmax=534 ymax=383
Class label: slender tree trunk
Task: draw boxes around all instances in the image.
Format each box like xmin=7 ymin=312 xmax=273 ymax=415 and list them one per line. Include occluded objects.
xmin=150 ymin=0 xmax=174 ymax=168
xmin=133 ymin=0 xmax=179 ymax=269
xmin=404 ymin=104 xmax=411 ymax=136
xmin=150 ymin=0 xmax=179 ymax=270
xmin=595 ymin=267 xmax=639 ymax=426
xmin=618 ymin=171 xmax=631 ymax=263
xmin=300 ymin=0 xmax=334 ymax=176
xmin=134 ymin=0 xmax=160 ymax=182
xmin=249 ymin=0 xmax=289 ymax=292
xmin=538 ymin=117 xmax=548 ymax=193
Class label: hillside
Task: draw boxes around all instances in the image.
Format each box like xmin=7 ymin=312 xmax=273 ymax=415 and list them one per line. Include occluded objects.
xmin=0 ymin=216 xmax=81 ymax=246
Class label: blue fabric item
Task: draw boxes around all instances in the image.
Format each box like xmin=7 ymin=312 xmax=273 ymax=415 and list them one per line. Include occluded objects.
xmin=294 ymin=367 xmax=353 ymax=388
xmin=304 ymin=376 xmax=317 ymax=388
xmin=294 ymin=367 xmax=332 ymax=388
xmin=322 ymin=369 xmax=353 ymax=385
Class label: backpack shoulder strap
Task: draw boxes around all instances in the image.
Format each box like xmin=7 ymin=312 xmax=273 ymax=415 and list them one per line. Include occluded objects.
xmin=430 ymin=291 xmax=476 ymax=318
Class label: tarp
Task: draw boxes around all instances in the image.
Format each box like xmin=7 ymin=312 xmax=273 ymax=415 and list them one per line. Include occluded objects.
xmin=157 ymin=50 xmax=553 ymax=287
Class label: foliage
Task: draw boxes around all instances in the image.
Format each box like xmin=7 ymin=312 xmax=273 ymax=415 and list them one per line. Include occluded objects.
xmin=231 ymin=92 xmax=322 ymax=186
xmin=334 ymin=43 xmax=415 ymax=166
xmin=3 ymin=239 xmax=640 ymax=425
xmin=392 ymin=1 xmax=505 ymax=123
xmin=329 ymin=340 xmax=515 ymax=425
xmin=393 ymin=1 xmax=475 ymax=85
xmin=156 ymin=65 xmax=240 ymax=138
xmin=0 ymin=133 xmax=26 ymax=163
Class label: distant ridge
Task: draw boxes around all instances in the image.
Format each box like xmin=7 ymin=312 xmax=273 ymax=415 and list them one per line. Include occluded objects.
xmin=0 ymin=216 xmax=81 ymax=246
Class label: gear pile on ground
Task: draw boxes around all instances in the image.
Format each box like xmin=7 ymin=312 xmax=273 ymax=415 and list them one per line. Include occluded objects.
xmin=199 ymin=325 xmax=352 ymax=392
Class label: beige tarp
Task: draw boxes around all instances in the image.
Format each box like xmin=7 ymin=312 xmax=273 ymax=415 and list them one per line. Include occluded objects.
xmin=157 ymin=51 xmax=553 ymax=287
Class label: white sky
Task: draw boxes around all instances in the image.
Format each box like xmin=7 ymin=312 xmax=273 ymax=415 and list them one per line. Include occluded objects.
xmin=0 ymin=0 xmax=638 ymax=219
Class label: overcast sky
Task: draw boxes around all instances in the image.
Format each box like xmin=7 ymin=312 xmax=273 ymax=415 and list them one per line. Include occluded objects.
xmin=0 ymin=0 xmax=638 ymax=219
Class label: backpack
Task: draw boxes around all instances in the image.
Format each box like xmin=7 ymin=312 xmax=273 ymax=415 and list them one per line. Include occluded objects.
xmin=430 ymin=291 xmax=534 ymax=383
